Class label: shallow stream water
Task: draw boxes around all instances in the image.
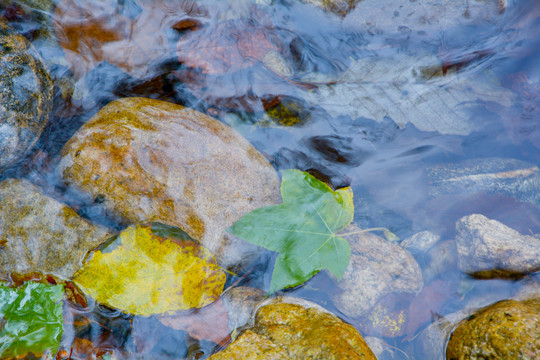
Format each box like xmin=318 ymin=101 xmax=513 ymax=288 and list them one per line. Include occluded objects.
xmin=1 ymin=0 xmax=540 ymax=358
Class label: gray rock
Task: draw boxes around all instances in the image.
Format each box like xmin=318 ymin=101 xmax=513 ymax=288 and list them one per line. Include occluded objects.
xmin=0 ymin=17 xmax=53 ymax=171
xmin=0 ymin=178 xmax=112 ymax=279
xmin=456 ymin=214 xmax=540 ymax=278
xmin=332 ymin=225 xmax=423 ymax=319
xmin=400 ymin=230 xmax=441 ymax=254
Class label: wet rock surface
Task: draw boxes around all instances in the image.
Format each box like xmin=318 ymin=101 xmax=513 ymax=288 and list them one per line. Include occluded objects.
xmin=58 ymin=97 xmax=281 ymax=269
xmin=332 ymin=225 xmax=423 ymax=320
xmin=211 ymin=298 xmax=376 ymax=359
xmin=221 ymin=286 xmax=266 ymax=332
xmin=446 ymin=298 xmax=540 ymax=360
xmin=0 ymin=17 xmax=53 ymax=171
xmin=422 ymin=240 xmax=458 ymax=283
xmin=400 ymin=230 xmax=441 ymax=255
xmin=209 ymin=330 xmax=291 ymax=360
xmin=456 ymin=214 xmax=540 ymax=278
xmin=0 ymin=178 xmax=111 ymax=279
xmin=415 ymin=309 xmax=472 ymax=360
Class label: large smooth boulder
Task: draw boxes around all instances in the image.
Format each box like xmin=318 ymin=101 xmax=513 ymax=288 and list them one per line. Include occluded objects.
xmin=446 ymin=298 xmax=540 ymax=360
xmin=456 ymin=214 xmax=540 ymax=278
xmin=210 ymin=297 xmax=377 ymax=359
xmin=58 ymin=97 xmax=281 ymax=269
xmin=332 ymin=225 xmax=423 ymax=336
xmin=0 ymin=17 xmax=53 ymax=171
xmin=0 ymin=178 xmax=111 ymax=279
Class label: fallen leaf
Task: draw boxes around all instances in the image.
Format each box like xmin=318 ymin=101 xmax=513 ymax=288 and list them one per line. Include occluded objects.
xmin=58 ymin=337 xmax=117 ymax=360
xmin=8 ymin=271 xmax=87 ymax=308
xmin=177 ymin=19 xmax=279 ymax=75
xmin=0 ymin=282 xmax=64 ymax=358
xmin=54 ymin=0 xmax=205 ymax=79
xmin=73 ymin=223 xmax=226 ymax=316
xmin=302 ymin=54 xmax=515 ymax=135
xmin=160 ymin=298 xmax=230 ymax=345
xmin=229 ymin=170 xmax=353 ymax=293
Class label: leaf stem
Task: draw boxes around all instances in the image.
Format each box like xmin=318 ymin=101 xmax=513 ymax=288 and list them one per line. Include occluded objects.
xmin=338 ymin=227 xmax=399 ymax=241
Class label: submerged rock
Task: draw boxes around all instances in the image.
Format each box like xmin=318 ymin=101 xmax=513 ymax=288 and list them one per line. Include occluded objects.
xmin=210 ymin=297 xmax=377 ymax=359
xmin=0 ymin=178 xmax=111 ymax=279
xmin=58 ymin=97 xmax=281 ymax=269
xmin=427 ymin=158 xmax=540 ymax=208
xmin=0 ymin=17 xmax=53 ymax=171
xmin=400 ymin=230 xmax=441 ymax=255
xmin=446 ymin=298 xmax=540 ymax=360
xmin=302 ymin=0 xmax=360 ymax=16
xmin=456 ymin=214 xmax=540 ymax=278
xmin=332 ymin=225 xmax=423 ymax=334
xmin=415 ymin=309 xmax=472 ymax=360
xmin=422 ymin=240 xmax=457 ymax=283
xmin=221 ymin=286 xmax=266 ymax=332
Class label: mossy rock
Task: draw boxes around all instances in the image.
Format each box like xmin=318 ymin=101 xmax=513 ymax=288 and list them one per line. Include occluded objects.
xmin=0 ymin=17 xmax=53 ymax=171
xmin=211 ymin=298 xmax=377 ymax=359
xmin=446 ymin=298 xmax=540 ymax=360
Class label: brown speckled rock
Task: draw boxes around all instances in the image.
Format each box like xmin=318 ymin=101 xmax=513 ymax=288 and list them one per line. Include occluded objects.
xmin=58 ymin=97 xmax=281 ymax=269
xmin=252 ymin=301 xmax=376 ymax=359
xmin=209 ymin=330 xmax=292 ymax=360
xmin=446 ymin=298 xmax=540 ymax=360
xmin=211 ymin=298 xmax=376 ymax=359
xmin=0 ymin=178 xmax=111 ymax=279
xmin=0 ymin=17 xmax=53 ymax=171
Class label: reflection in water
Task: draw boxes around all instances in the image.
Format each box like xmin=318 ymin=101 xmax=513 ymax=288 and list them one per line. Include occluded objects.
xmin=1 ymin=0 xmax=540 ymax=358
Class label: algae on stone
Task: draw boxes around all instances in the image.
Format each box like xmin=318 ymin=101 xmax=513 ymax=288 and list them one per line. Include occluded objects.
xmin=446 ymin=298 xmax=540 ymax=360
xmin=209 ymin=330 xmax=292 ymax=360
xmin=210 ymin=298 xmax=377 ymax=359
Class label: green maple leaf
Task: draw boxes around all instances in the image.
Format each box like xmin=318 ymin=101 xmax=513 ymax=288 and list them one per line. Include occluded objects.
xmin=0 ymin=282 xmax=64 ymax=358
xmin=229 ymin=169 xmax=354 ymax=293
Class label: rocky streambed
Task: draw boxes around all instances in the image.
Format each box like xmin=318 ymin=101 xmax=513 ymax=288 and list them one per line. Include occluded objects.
xmin=1 ymin=0 xmax=539 ymax=359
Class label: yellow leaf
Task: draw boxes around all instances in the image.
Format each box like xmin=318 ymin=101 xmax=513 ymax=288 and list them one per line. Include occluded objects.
xmin=73 ymin=224 xmax=226 ymax=316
